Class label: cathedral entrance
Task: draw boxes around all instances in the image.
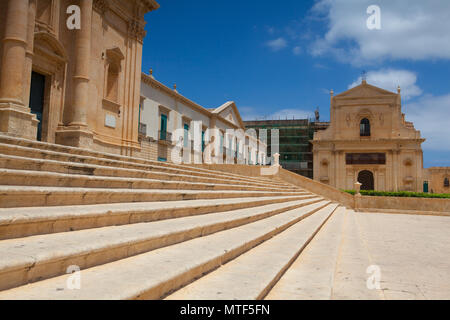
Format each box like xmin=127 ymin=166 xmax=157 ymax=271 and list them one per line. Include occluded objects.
xmin=358 ymin=170 xmax=374 ymax=191
xmin=29 ymin=72 xmax=46 ymax=141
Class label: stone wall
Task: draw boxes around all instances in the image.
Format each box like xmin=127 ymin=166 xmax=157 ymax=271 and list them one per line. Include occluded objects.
xmin=277 ymin=168 xmax=355 ymax=208
xmin=134 ymin=136 xmax=158 ymax=161
xmin=424 ymin=167 xmax=450 ymax=195
xmin=356 ymin=195 xmax=450 ymax=215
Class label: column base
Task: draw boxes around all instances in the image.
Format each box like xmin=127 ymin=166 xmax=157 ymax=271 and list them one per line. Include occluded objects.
xmin=0 ymin=103 xmax=39 ymax=140
xmin=55 ymin=125 xmax=94 ymax=149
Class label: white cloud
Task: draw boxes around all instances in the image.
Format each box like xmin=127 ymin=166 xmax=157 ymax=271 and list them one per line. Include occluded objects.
xmin=405 ymin=94 xmax=450 ymax=151
xmin=349 ymin=69 xmax=422 ymax=100
xmin=266 ymin=38 xmax=287 ymax=51
xmin=293 ymin=46 xmax=302 ymax=55
xmin=310 ymin=0 xmax=450 ymax=64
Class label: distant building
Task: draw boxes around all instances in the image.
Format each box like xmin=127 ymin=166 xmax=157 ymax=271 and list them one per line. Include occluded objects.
xmin=313 ymin=80 xmax=426 ymax=192
xmin=140 ymin=72 xmax=267 ymax=164
xmin=423 ymin=167 xmax=450 ymax=194
xmin=244 ymin=119 xmax=329 ymax=178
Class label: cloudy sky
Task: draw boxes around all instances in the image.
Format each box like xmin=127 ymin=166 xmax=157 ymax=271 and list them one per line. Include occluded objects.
xmin=143 ymin=0 xmax=450 ymax=167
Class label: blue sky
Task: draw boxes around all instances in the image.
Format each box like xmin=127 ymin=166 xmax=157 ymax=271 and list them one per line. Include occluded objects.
xmin=142 ymin=0 xmax=450 ymax=168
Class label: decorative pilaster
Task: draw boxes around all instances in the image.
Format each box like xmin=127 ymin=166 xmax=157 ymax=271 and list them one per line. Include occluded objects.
xmin=128 ymin=19 xmax=146 ymax=44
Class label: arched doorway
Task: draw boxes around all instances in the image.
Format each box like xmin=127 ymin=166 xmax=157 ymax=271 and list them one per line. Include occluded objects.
xmin=358 ymin=170 xmax=374 ymax=191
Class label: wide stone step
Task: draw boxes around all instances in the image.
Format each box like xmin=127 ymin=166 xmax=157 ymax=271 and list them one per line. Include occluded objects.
xmin=0 ymin=137 xmax=283 ymax=186
xmin=0 ymin=186 xmax=310 ymax=208
xmin=265 ymin=207 xmax=347 ymax=300
xmin=0 ymin=169 xmax=301 ymax=193
xmin=0 ymin=201 xmax=331 ymax=299
xmin=0 ymin=195 xmax=319 ymax=240
xmin=0 ymin=154 xmax=286 ymax=189
xmin=166 ymin=204 xmax=339 ymax=300
xmin=0 ymin=199 xmax=326 ymax=292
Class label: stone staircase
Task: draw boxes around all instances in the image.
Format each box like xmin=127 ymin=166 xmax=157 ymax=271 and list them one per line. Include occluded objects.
xmin=0 ymin=134 xmax=341 ymax=300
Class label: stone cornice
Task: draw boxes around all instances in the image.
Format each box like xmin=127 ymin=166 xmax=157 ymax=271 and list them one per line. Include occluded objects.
xmin=140 ymin=0 xmax=160 ymax=11
xmin=334 ymin=94 xmax=398 ymax=101
xmin=427 ymin=167 xmax=450 ymax=171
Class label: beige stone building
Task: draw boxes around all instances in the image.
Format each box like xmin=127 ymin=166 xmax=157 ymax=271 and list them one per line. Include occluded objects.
xmin=312 ymin=80 xmax=426 ymax=192
xmin=424 ymin=167 xmax=450 ymax=194
xmin=0 ymin=0 xmax=159 ymax=156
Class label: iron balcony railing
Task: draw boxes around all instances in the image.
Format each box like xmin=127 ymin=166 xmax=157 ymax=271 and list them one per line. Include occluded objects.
xmin=138 ymin=123 xmax=147 ymax=136
xmin=158 ymin=130 xmax=172 ymax=142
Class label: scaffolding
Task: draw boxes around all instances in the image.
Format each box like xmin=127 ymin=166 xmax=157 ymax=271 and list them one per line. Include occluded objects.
xmin=244 ymin=119 xmax=328 ymax=179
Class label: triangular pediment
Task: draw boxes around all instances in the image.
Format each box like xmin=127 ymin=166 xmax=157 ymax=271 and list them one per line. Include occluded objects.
xmin=336 ymin=81 xmax=397 ymax=98
xmin=212 ymin=101 xmax=245 ymax=128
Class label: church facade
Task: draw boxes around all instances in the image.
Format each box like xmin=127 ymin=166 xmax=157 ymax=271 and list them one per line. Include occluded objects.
xmin=0 ymin=0 xmax=159 ymax=156
xmin=312 ymin=80 xmax=426 ymax=192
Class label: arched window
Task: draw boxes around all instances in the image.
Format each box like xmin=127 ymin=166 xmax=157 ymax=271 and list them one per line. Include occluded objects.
xmin=360 ymin=118 xmax=371 ymax=136
xmin=444 ymin=178 xmax=450 ymax=188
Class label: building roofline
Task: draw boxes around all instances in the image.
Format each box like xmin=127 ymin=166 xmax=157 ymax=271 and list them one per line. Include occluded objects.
xmin=141 ymin=72 xmax=242 ymax=130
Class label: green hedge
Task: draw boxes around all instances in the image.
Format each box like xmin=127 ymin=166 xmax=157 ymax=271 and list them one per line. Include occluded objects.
xmin=342 ymin=190 xmax=450 ymax=199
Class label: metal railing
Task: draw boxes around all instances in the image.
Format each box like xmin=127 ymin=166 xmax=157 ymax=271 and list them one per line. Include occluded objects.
xmin=158 ymin=130 xmax=172 ymax=142
xmin=138 ymin=123 xmax=147 ymax=136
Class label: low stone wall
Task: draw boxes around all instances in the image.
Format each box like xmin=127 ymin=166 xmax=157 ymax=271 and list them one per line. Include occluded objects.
xmin=356 ymin=195 xmax=450 ymax=214
xmin=192 ymin=164 xmax=450 ymax=214
xmin=276 ymin=168 xmax=355 ymax=208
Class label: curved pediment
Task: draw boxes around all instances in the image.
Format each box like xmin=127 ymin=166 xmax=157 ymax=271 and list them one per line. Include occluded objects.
xmin=34 ymin=32 xmax=68 ymax=62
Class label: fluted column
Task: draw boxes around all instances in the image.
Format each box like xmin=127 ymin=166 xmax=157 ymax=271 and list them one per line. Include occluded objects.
xmin=0 ymin=0 xmax=29 ymax=106
xmin=70 ymin=0 xmax=93 ymax=127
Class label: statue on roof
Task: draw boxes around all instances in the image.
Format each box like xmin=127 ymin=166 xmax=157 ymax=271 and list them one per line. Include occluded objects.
xmin=315 ymin=107 xmax=320 ymax=122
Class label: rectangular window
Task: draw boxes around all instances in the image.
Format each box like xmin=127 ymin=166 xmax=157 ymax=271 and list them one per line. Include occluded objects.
xmin=346 ymin=153 xmax=386 ymax=165
xmin=160 ymin=114 xmax=167 ymax=140
xmin=202 ymin=131 xmax=205 ymax=152
xmin=184 ymin=123 xmax=189 ymax=148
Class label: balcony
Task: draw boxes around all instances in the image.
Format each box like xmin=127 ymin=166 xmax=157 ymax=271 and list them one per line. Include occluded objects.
xmin=138 ymin=123 xmax=147 ymax=136
xmin=158 ymin=130 xmax=172 ymax=145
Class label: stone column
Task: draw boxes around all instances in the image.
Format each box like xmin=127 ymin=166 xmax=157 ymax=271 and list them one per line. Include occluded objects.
xmin=0 ymin=0 xmax=29 ymax=106
xmin=57 ymin=0 xmax=94 ymax=147
xmin=23 ymin=0 xmax=37 ymax=107
xmin=0 ymin=0 xmax=39 ymax=139
xmin=71 ymin=0 xmax=92 ymax=127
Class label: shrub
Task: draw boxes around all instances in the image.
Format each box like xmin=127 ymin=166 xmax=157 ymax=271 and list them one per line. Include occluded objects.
xmin=342 ymin=190 xmax=450 ymax=199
